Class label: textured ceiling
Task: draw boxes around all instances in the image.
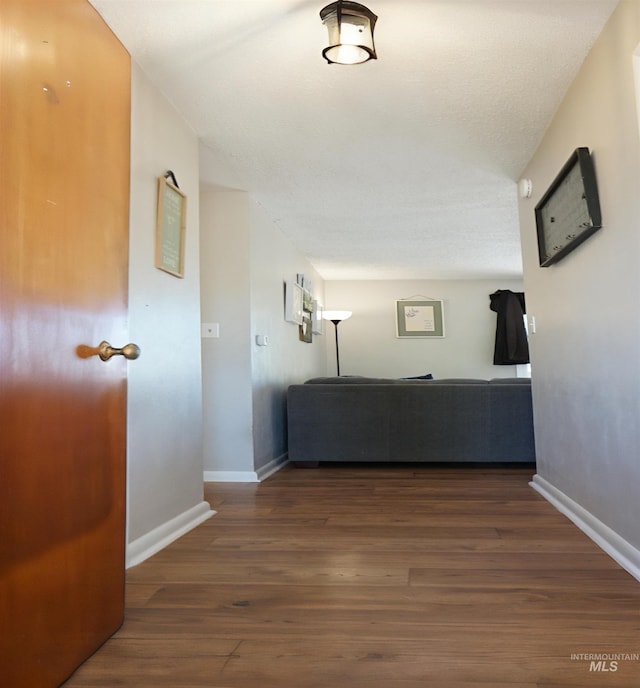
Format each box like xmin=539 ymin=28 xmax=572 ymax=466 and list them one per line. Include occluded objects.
xmin=91 ymin=0 xmax=618 ymax=280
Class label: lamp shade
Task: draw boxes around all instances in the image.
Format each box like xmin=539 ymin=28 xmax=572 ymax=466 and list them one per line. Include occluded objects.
xmin=320 ymin=1 xmax=377 ymax=65
xmin=322 ymin=310 xmax=352 ymax=321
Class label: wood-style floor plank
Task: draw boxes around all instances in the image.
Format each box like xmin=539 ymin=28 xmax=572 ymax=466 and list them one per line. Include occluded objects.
xmin=63 ymin=463 xmax=640 ymax=687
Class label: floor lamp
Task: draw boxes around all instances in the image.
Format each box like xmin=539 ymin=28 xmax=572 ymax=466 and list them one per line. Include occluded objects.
xmin=322 ymin=310 xmax=352 ymax=376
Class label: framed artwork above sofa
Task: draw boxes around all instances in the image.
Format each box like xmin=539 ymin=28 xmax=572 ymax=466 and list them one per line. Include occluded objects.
xmin=396 ymin=299 xmax=445 ymax=338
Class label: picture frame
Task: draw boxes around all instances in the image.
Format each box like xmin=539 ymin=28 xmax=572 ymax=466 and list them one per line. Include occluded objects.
xmin=155 ymin=175 xmax=186 ymax=277
xmin=284 ymin=281 xmax=304 ymax=325
xmin=299 ymin=315 xmax=313 ymax=343
xmin=302 ymin=289 xmax=314 ymax=314
xmin=311 ymin=300 xmax=324 ymax=335
xmin=396 ymin=299 xmax=445 ymax=338
xmin=535 ymin=147 xmax=602 ymax=267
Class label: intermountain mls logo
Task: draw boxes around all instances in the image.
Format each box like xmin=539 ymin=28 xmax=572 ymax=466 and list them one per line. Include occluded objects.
xmin=570 ymin=652 xmax=639 ymax=672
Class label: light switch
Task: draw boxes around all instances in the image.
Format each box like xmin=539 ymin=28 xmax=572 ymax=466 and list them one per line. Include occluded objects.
xmin=201 ymin=323 xmax=220 ymax=338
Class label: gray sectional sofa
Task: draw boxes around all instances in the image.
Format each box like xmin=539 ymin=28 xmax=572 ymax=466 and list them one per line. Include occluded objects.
xmin=287 ymin=377 xmax=535 ymax=465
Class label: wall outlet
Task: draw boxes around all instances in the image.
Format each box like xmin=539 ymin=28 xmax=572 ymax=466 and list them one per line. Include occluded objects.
xmin=201 ymin=323 xmax=220 ymax=338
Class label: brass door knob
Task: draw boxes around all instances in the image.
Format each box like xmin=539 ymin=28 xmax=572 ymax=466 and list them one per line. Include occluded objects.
xmin=98 ymin=341 xmax=141 ymax=361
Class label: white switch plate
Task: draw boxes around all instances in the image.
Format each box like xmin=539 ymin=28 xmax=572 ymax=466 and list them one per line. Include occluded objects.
xmin=201 ymin=323 xmax=219 ymax=338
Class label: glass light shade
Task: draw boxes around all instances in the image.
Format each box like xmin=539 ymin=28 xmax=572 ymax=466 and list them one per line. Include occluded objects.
xmin=322 ymin=310 xmax=352 ymax=321
xmin=320 ymin=1 xmax=377 ymax=65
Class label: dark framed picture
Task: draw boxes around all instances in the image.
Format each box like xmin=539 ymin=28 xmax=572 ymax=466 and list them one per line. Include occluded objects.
xmin=535 ymin=147 xmax=602 ymax=267
xmin=299 ymin=315 xmax=313 ymax=343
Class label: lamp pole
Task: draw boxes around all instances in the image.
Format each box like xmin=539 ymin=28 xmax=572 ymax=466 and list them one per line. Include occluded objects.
xmin=330 ymin=319 xmax=342 ymax=376
xmin=322 ymin=310 xmax=352 ymax=376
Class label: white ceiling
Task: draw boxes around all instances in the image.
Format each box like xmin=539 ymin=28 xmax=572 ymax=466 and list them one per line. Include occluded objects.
xmin=91 ymin=0 xmax=618 ymax=280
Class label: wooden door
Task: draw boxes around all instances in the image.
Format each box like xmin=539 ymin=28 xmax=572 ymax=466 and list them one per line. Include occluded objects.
xmin=0 ymin=2 xmax=131 ymax=686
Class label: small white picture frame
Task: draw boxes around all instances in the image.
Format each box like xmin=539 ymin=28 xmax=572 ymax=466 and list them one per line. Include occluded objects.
xmin=284 ymin=281 xmax=304 ymax=325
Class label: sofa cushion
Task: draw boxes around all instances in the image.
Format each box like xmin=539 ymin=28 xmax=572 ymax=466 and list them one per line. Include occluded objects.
xmin=304 ymin=376 xmax=391 ymax=384
xmin=304 ymin=376 xmax=434 ymax=384
xmin=304 ymin=376 xmax=490 ymax=385
xmin=426 ymin=378 xmax=489 ymax=384
xmin=489 ymin=378 xmax=531 ymax=384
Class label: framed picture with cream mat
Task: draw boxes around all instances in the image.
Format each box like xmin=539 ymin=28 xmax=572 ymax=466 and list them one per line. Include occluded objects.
xmin=396 ymin=298 xmax=445 ymax=338
xmin=156 ymin=172 xmax=186 ymax=277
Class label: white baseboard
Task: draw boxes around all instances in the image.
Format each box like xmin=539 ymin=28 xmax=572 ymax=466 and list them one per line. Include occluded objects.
xmin=203 ymin=470 xmax=259 ymax=482
xmin=530 ymin=474 xmax=640 ymax=582
xmin=203 ymin=455 xmax=289 ymax=483
xmin=126 ymin=500 xmax=215 ymax=569
xmin=256 ymin=454 xmax=289 ymax=481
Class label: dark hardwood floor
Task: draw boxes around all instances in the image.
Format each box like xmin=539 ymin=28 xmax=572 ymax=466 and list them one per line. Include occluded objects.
xmin=62 ymin=463 xmax=640 ymax=687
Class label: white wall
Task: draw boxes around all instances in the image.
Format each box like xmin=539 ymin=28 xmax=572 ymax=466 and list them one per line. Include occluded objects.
xmin=127 ymin=63 xmax=210 ymax=562
xmin=199 ymin=190 xmax=254 ymax=476
xmin=519 ymin=1 xmax=640 ymax=562
xmin=249 ymin=200 xmax=326 ymax=473
xmin=324 ymin=279 xmax=526 ymax=379
xmin=200 ymin=186 xmax=325 ymax=479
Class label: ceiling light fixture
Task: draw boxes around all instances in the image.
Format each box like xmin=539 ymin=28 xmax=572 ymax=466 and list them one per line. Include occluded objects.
xmin=320 ymin=1 xmax=377 ymax=65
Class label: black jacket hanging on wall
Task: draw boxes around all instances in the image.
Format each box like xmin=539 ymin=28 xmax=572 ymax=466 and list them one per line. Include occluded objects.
xmin=489 ymin=290 xmax=530 ymax=365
